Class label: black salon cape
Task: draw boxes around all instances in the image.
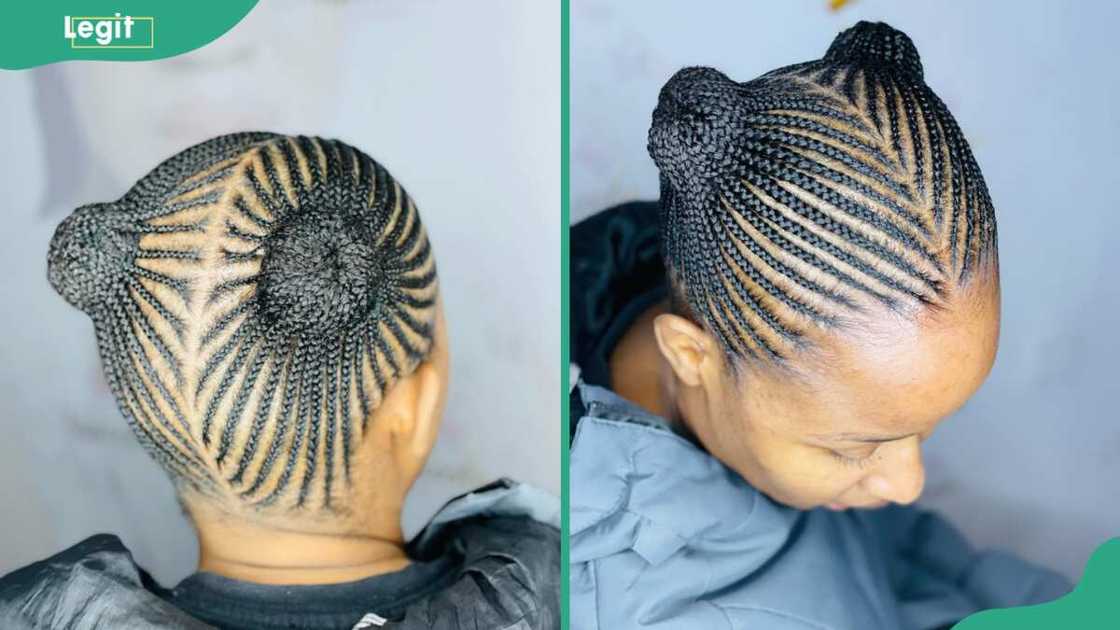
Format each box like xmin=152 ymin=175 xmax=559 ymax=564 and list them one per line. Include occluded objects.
xmin=0 ymin=480 xmax=559 ymax=630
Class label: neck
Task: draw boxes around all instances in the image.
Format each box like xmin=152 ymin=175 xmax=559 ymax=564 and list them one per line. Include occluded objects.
xmin=192 ymin=509 xmax=411 ymax=585
xmin=609 ymin=299 xmax=672 ymax=417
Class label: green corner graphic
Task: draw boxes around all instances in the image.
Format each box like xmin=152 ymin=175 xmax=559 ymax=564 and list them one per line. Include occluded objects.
xmin=1 ymin=2 xmax=258 ymax=70
xmin=955 ymin=538 xmax=1120 ymax=629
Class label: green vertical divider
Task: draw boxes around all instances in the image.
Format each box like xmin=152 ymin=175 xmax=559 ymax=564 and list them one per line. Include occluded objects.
xmin=560 ymin=0 xmax=572 ymax=629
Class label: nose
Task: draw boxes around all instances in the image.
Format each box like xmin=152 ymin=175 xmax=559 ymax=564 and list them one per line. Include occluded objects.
xmin=863 ymin=437 xmax=926 ymax=505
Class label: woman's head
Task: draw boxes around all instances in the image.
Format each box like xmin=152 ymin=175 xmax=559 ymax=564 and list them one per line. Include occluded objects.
xmin=48 ymin=133 xmax=446 ymax=530
xmin=646 ymin=22 xmax=1000 ymax=510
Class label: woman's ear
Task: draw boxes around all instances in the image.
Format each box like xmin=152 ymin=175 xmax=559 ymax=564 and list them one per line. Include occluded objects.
xmin=400 ymin=354 xmax=445 ymax=467
xmin=366 ymin=298 xmax=449 ymax=495
xmin=652 ymin=313 xmax=714 ymax=388
xmin=397 ymin=299 xmax=449 ymax=485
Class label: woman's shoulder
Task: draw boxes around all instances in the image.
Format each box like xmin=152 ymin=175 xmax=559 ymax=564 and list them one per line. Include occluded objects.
xmin=570 ymin=382 xmax=776 ymax=548
xmin=404 ymin=480 xmax=561 ymax=630
xmin=0 ymin=535 xmax=206 ymax=629
xmin=567 ymin=384 xmax=912 ymax=630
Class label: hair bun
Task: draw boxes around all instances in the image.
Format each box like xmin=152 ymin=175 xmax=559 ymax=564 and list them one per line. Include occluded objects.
xmin=648 ymin=66 xmax=743 ymax=196
xmin=47 ymin=204 xmax=134 ymax=313
xmin=823 ymin=21 xmax=924 ymax=80
xmin=256 ymin=207 xmax=382 ymax=339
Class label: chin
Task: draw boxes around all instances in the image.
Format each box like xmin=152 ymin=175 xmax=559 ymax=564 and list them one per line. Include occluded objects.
xmin=765 ymin=492 xmax=820 ymax=511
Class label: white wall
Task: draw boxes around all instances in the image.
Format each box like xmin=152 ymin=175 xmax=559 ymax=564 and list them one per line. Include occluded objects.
xmin=0 ymin=0 xmax=559 ymax=584
xmin=572 ymin=0 xmax=1119 ymax=579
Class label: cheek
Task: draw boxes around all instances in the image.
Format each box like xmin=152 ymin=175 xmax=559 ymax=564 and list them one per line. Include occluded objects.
xmin=718 ymin=390 xmax=863 ymax=506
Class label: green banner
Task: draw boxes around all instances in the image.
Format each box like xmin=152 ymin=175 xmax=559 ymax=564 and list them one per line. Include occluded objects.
xmin=0 ymin=1 xmax=258 ymax=69
xmin=956 ymin=538 xmax=1120 ymax=629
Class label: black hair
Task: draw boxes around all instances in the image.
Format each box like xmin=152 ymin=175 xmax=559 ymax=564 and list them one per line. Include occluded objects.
xmin=47 ymin=133 xmax=438 ymax=510
xmin=648 ymin=21 xmax=997 ymax=363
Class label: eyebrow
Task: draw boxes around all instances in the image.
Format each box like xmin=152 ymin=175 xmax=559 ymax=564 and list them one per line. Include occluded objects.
xmin=816 ymin=432 xmax=917 ymax=443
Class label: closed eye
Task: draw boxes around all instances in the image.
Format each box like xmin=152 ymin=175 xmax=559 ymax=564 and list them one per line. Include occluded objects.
xmin=830 ymin=445 xmax=880 ymax=468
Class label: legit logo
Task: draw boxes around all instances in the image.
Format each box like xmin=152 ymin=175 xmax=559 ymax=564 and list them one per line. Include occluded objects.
xmin=64 ymin=14 xmax=154 ymax=48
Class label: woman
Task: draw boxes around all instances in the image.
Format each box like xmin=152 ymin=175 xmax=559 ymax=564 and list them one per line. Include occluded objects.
xmin=570 ymin=22 xmax=1068 ymax=630
xmin=0 ymin=133 xmax=559 ymax=630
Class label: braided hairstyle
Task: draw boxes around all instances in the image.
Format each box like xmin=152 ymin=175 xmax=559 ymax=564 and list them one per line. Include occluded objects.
xmin=649 ymin=22 xmax=997 ymax=364
xmin=47 ymin=133 xmax=438 ymax=510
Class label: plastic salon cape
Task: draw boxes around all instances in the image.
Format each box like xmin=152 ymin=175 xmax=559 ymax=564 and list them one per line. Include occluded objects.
xmin=570 ymin=383 xmax=1070 ymax=630
xmin=0 ymin=480 xmax=560 ymax=630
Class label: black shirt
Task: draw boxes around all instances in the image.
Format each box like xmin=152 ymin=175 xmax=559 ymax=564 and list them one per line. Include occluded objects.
xmin=168 ymin=555 xmax=458 ymax=630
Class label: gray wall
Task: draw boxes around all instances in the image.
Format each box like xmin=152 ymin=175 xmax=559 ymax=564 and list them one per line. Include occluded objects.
xmin=0 ymin=0 xmax=559 ymax=584
xmin=572 ymin=0 xmax=1118 ymax=579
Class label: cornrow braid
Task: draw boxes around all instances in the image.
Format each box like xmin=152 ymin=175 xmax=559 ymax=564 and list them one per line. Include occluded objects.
xmin=648 ymin=21 xmax=997 ymax=363
xmin=47 ymin=133 xmax=439 ymax=511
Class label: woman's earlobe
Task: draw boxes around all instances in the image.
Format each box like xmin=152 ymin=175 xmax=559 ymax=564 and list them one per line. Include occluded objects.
xmin=652 ymin=313 xmax=710 ymax=388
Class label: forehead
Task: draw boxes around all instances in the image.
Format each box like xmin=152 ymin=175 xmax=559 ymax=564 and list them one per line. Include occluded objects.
xmin=745 ymin=278 xmax=1001 ymax=437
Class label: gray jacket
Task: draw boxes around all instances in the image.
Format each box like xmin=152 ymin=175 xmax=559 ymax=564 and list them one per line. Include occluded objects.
xmin=570 ymin=383 xmax=1070 ymax=630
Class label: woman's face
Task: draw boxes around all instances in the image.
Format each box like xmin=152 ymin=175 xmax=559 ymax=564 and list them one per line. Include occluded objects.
xmin=671 ymin=273 xmax=1000 ymax=511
